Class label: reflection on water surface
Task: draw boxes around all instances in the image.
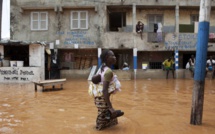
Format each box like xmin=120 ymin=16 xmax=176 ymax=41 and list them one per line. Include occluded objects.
xmin=0 ymin=79 xmax=215 ymax=134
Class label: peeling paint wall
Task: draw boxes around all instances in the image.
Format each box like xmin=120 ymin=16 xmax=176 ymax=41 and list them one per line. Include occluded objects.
xmin=11 ymin=0 xmax=215 ymax=51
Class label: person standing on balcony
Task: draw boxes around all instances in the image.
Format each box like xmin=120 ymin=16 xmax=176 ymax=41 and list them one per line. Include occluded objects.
xmin=136 ymin=21 xmax=144 ymax=40
xmin=162 ymin=56 xmax=175 ymax=79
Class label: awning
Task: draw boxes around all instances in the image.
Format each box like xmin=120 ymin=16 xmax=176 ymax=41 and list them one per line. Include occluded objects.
xmin=0 ymin=40 xmax=47 ymax=46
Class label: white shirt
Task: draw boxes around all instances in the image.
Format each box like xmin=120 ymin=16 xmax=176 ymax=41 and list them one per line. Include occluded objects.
xmin=206 ymin=59 xmax=215 ymax=66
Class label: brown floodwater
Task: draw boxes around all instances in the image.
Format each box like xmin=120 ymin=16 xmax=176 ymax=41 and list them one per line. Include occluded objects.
xmin=0 ymin=79 xmax=215 ymax=134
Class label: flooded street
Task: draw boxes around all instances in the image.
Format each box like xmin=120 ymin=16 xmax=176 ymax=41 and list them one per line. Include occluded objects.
xmin=0 ymin=79 xmax=215 ymax=134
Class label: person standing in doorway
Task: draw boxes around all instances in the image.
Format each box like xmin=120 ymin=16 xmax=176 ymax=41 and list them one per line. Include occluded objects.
xmin=162 ymin=56 xmax=175 ymax=79
xmin=206 ymin=55 xmax=215 ymax=78
xmin=0 ymin=53 xmax=3 ymax=67
xmin=189 ymin=55 xmax=195 ymax=77
xmin=122 ymin=62 xmax=129 ymax=70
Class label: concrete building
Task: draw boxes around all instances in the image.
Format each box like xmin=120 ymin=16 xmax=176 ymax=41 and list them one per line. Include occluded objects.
xmin=3 ymin=0 xmax=215 ymax=80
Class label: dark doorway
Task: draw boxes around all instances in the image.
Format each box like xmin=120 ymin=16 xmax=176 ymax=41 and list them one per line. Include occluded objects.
xmin=109 ymin=12 xmax=126 ymax=31
xmin=111 ymin=49 xmax=132 ymax=70
xmin=183 ymin=53 xmax=195 ymax=69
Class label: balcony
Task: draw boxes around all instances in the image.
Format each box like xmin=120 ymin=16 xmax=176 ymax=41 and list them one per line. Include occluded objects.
xmin=147 ymin=32 xmax=165 ymax=43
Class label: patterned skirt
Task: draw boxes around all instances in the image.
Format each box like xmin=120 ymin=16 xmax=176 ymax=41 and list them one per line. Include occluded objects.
xmin=94 ymin=96 xmax=118 ymax=130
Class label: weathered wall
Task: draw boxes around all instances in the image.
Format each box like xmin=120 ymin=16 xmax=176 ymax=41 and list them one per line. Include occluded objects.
xmin=11 ymin=0 xmax=215 ymax=51
xmin=14 ymin=0 xmax=215 ymax=7
xmin=180 ymin=10 xmax=199 ymax=24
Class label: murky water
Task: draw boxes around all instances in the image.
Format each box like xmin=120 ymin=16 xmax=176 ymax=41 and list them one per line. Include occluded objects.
xmin=0 ymin=79 xmax=215 ymax=134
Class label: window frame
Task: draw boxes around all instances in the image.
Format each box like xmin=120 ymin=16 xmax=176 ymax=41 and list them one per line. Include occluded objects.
xmin=70 ymin=11 xmax=88 ymax=30
xmin=147 ymin=14 xmax=163 ymax=32
xmin=109 ymin=12 xmax=126 ymax=32
xmin=31 ymin=12 xmax=48 ymax=31
xmin=190 ymin=14 xmax=199 ymax=24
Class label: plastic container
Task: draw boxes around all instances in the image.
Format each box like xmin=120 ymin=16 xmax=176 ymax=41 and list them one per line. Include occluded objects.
xmin=3 ymin=60 xmax=10 ymax=67
xmin=10 ymin=61 xmax=17 ymax=67
xmin=17 ymin=61 xmax=24 ymax=67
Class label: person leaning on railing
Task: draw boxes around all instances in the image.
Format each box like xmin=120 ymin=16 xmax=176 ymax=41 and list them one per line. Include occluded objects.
xmin=136 ymin=21 xmax=144 ymax=40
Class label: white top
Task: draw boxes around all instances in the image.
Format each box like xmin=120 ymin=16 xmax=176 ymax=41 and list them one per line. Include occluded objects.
xmin=157 ymin=23 xmax=163 ymax=32
xmin=206 ymin=59 xmax=215 ymax=66
xmin=189 ymin=58 xmax=195 ymax=66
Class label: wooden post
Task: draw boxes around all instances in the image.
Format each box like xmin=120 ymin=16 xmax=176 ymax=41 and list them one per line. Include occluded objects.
xmin=35 ymin=84 xmax=37 ymax=92
xmin=190 ymin=0 xmax=211 ymax=125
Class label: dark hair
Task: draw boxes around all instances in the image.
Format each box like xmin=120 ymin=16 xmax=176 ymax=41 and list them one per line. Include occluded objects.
xmin=92 ymin=74 xmax=101 ymax=84
xmin=100 ymin=49 xmax=110 ymax=63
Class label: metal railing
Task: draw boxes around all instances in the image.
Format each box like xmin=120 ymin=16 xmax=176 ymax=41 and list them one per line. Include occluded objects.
xmin=149 ymin=62 xmax=162 ymax=69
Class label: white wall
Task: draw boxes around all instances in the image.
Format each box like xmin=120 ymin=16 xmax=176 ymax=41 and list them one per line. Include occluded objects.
xmin=0 ymin=44 xmax=45 ymax=83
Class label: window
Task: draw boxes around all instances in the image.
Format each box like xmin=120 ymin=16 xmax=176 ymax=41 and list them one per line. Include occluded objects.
xmin=109 ymin=12 xmax=126 ymax=31
xmin=179 ymin=14 xmax=198 ymax=33
xmin=148 ymin=14 xmax=163 ymax=32
xmin=4 ymin=45 xmax=29 ymax=66
xmin=147 ymin=15 xmax=163 ymax=42
xmin=149 ymin=62 xmax=162 ymax=69
xmin=71 ymin=11 xmax=88 ymax=29
xmin=31 ymin=12 xmax=48 ymax=30
xmin=190 ymin=14 xmax=199 ymax=24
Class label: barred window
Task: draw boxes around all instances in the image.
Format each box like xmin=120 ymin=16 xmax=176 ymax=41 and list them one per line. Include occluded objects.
xmin=31 ymin=12 xmax=48 ymax=30
xmin=71 ymin=11 xmax=88 ymax=29
xmin=149 ymin=62 xmax=162 ymax=69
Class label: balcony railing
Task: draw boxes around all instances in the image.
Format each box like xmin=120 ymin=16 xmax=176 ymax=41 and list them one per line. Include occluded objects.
xmin=147 ymin=32 xmax=165 ymax=43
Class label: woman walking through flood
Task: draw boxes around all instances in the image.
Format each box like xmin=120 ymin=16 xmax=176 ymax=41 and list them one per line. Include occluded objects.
xmin=88 ymin=49 xmax=124 ymax=130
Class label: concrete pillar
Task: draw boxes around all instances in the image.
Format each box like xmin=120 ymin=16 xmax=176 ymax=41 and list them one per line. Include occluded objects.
xmin=175 ymin=4 xmax=179 ymax=33
xmin=175 ymin=50 xmax=179 ymax=79
xmin=190 ymin=0 xmax=211 ymax=125
xmin=133 ymin=48 xmax=137 ymax=79
xmin=0 ymin=45 xmax=3 ymax=58
xmin=132 ymin=3 xmax=136 ymax=33
xmin=98 ymin=48 xmax=101 ymax=67
xmin=0 ymin=0 xmax=2 ymax=40
xmin=175 ymin=4 xmax=179 ymax=78
xmin=1 ymin=0 xmax=10 ymax=40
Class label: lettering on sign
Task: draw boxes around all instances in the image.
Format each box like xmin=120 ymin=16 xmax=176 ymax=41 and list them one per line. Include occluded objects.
xmin=56 ymin=31 xmax=95 ymax=45
xmin=0 ymin=69 xmax=35 ymax=81
xmin=164 ymin=33 xmax=197 ymax=50
xmin=20 ymin=70 xmax=34 ymax=75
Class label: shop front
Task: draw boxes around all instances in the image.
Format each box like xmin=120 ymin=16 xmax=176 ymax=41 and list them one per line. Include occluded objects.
xmin=0 ymin=41 xmax=45 ymax=83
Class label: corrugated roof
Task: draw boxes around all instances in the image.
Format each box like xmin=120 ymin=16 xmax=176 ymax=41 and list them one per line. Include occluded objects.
xmin=0 ymin=40 xmax=47 ymax=46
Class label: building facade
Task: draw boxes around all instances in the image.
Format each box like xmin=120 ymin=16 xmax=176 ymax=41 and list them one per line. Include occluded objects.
xmin=4 ymin=0 xmax=215 ymax=79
